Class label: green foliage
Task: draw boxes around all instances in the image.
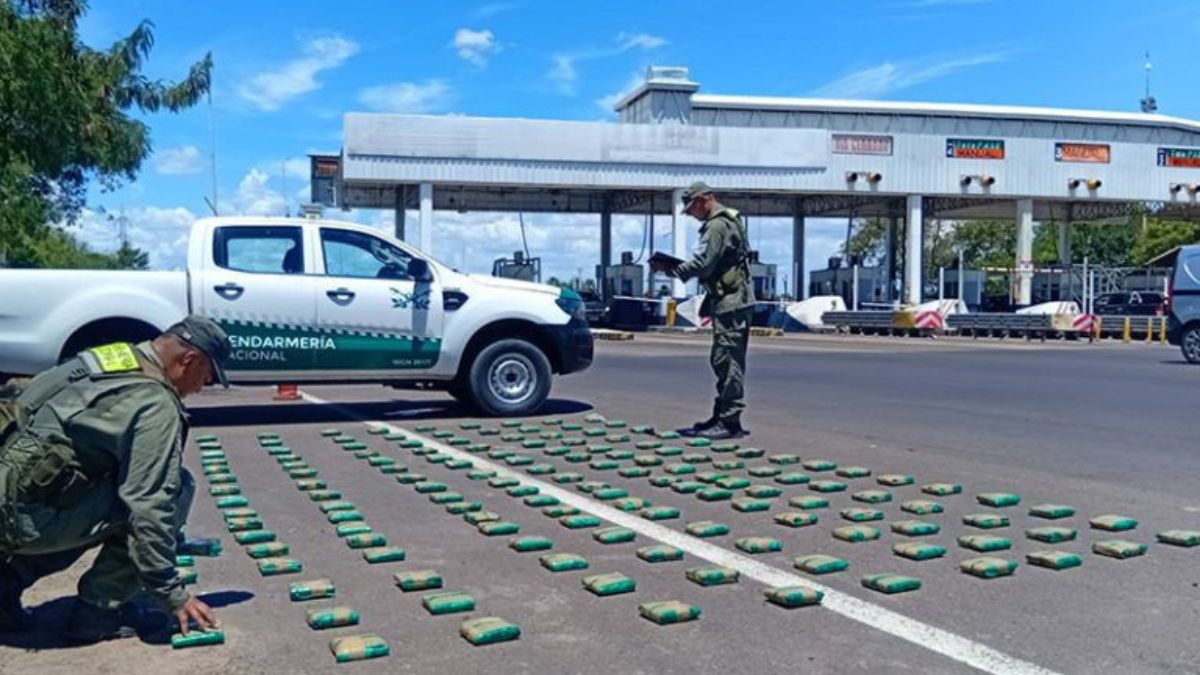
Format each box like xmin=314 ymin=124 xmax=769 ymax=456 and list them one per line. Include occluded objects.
xmin=1130 ymin=218 xmax=1199 ymax=265
xmin=0 ymin=0 xmax=211 ymax=268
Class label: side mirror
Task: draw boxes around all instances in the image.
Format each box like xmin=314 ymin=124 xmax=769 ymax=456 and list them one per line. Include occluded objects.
xmin=408 ymin=258 xmax=433 ymax=283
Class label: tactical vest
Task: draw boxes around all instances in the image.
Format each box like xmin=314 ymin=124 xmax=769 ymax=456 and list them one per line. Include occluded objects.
xmin=701 ymin=207 xmax=753 ymax=311
xmin=0 ymin=342 xmax=177 ymax=509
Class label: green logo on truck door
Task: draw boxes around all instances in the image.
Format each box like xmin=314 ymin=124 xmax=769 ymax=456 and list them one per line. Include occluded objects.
xmin=218 ymin=320 xmax=441 ymax=371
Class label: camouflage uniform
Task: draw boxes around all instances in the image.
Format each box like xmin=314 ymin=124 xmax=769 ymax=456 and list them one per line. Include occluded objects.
xmin=0 ymin=341 xmax=192 ymax=613
xmin=674 ymin=199 xmax=755 ymax=426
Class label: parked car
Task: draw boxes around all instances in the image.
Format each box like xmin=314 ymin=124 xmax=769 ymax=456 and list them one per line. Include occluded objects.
xmin=578 ymin=290 xmax=608 ymax=326
xmin=1093 ymin=291 xmax=1166 ymax=316
xmin=1167 ymin=244 xmax=1200 ymax=364
xmin=0 ymin=217 xmax=593 ymax=415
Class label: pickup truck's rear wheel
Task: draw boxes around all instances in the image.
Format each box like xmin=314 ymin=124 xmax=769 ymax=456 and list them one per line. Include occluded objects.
xmin=468 ymin=339 xmax=551 ymax=417
xmin=1182 ymin=325 xmax=1200 ymax=364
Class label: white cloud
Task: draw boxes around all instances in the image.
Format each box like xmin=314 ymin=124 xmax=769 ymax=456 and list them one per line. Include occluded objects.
xmin=358 ymin=80 xmax=452 ymax=113
xmin=616 ymin=32 xmax=668 ymax=51
xmin=233 ymin=168 xmax=288 ymax=216
xmin=596 ymin=71 xmax=645 ymax=113
xmin=548 ymin=55 xmax=579 ymax=95
xmin=454 ymin=28 xmax=499 ymax=66
xmin=472 ymin=2 xmax=517 ymax=19
xmin=238 ymin=34 xmax=359 ymax=112
xmin=548 ymin=32 xmax=667 ymax=96
xmin=153 ymin=145 xmax=204 ymax=175
xmin=811 ymin=50 xmax=1012 ymax=98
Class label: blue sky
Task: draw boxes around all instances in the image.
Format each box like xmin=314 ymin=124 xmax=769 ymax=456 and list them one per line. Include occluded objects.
xmin=71 ymin=0 xmax=1200 ymax=289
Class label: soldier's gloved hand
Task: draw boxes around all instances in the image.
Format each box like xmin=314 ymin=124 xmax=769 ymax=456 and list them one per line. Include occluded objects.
xmin=176 ymin=594 xmax=219 ymax=635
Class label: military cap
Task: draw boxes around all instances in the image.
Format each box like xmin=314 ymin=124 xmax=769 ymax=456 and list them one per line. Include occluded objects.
xmin=166 ymin=315 xmax=232 ymax=387
xmin=681 ymin=181 xmax=714 ymax=206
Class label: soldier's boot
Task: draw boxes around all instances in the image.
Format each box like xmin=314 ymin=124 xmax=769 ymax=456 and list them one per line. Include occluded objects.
xmin=0 ymin=561 xmax=31 ymax=632
xmin=697 ymin=418 xmax=748 ymax=440
xmin=64 ymin=599 xmax=140 ymax=643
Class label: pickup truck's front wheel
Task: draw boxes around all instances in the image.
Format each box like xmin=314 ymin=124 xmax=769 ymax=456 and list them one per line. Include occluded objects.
xmin=467 ymin=339 xmax=551 ymax=417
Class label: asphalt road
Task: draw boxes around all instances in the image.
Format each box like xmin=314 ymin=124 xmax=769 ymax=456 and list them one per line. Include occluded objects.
xmin=3 ymin=334 xmax=1197 ymax=675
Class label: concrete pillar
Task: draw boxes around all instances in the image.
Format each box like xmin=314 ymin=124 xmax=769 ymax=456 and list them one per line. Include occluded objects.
xmin=904 ymin=195 xmax=924 ymax=306
xmin=600 ymin=200 xmax=613 ymax=301
xmin=418 ymin=182 xmax=433 ymax=254
xmin=791 ymin=208 xmax=806 ymax=300
xmin=1015 ymin=198 xmax=1034 ymax=307
xmin=885 ymin=215 xmax=898 ymax=302
xmin=672 ymin=188 xmax=688 ymax=298
xmin=394 ymin=186 xmax=407 ymax=242
xmin=1057 ymin=221 xmax=1072 ymax=266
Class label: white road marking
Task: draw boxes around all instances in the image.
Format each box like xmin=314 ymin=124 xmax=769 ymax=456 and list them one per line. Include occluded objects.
xmin=302 ymin=391 xmax=1060 ymax=675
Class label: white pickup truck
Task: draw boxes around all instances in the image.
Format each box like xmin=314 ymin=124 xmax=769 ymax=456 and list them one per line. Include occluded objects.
xmin=0 ymin=216 xmax=594 ymax=415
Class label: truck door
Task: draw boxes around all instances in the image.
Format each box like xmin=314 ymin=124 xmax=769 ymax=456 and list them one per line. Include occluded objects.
xmin=197 ymin=224 xmax=318 ymax=379
xmin=314 ymin=227 xmax=444 ymax=374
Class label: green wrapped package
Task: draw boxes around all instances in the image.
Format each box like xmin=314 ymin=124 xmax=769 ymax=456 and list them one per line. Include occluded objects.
xmin=611 ymin=497 xmax=649 ymax=512
xmin=873 ymin=474 xmax=913 ymax=487
xmin=543 ymin=447 xmax=571 ymax=458
xmin=196 ymin=434 xmax=220 ymax=443
xmin=177 ymin=568 xmax=198 ymax=585
xmin=1093 ymin=539 xmax=1148 ymax=559
xmin=506 ymin=455 xmax=535 ymax=467
xmin=422 ymin=590 xmax=476 ymax=615
xmin=259 ymin=437 xmax=282 ymax=447
xmin=526 ymin=463 xmax=556 ymax=475
xmin=832 ymin=525 xmax=881 ymax=543
xmin=593 ymin=526 xmax=636 ymax=545
xmin=234 ymin=530 xmax=275 ymax=545
xmin=380 ymin=465 xmax=407 ymax=475
xmin=890 ymin=520 xmax=940 ymax=537
xmin=306 ymin=606 xmax=360 ymax=630
xmin=394 ymin=569 xmax=442 ymax=592
xmin=731 ymin=498 xmax=771 ymax=513
xmin=320 ymin=428 xmax=342 ymax=437
xmin=335 ymin=523 xmax=372 ymax=537
xmin=957 ymin=535 xmax=1012 ymax=552
xmin=287 ymin=468 xmax=317 ymax=479
xmin=488 ymin=476 xmax=520 ymax=488
xmin=793 ymin=554 xmax=849 ymax=575
xmin=332 ymin=435 xmax=357 ymax=444
xmin=657 ymin=430 xmax=682 ymax=440
xmin=765 ymin=586 xmax=824 ymax=609
xmin=478 ymin=521 xmax=520 ymax=536
xmin=385 ymin=432 xmax=407 ymax=441
xmin=318 ymin=500 xmax=356 ymax=514
xmin=789 ymin=496 xmax=829 ymax=510
xmin=430 ymin=492 xmax=464 ymax=505
xmin=641 ymin=506 xmax=680 ymax=520
xmin=400 ymin=439 xmax=425 ymax=449
xmin=582 ymin=429 xmax=605 ymax=438
xmin=604 ymin=434 xmax=630 ymax=444
xmin=396 ymin=473 xmax=428 ymax=485
xmin=245 ymin=542 xmax=290 ymax=559
xmin=649 ymin=476 xmax=676 ymax=488
xmin=977 ymin=493 xmax=1021 ymax=508
xmin=540 ymin=552 xmax=589 ymax=572
xmin=290 ymin=578 xmax=336 ymax=601
xmin=1090 ymin=515 xmax=1138 ymax=532
xmin=682 ymin=453 xmax=712 ymax=464
xmin=175 ymin=554 xmax=195 ymax=567
xmin=713 ymin=460 xmax=745 ymax=471
xmin=582 ymin=572 xmax=636 ymax=597
xmin=171 ymin=630 xmax=225 ymax=649
xmin=328 ymin=510 xmax=364 ymax=525
xmin=634 ymin=455 xmax=664 ymax=467
xmin=465 ymin=511 xmax=501 ymax=525
xmin=446 ymin=501 xmax=483 ymax=515
xmin=960 ymin=556 xmax=1018 ymax=579
xmin=330 ymin=634 xmax=389 ymax=663
xmin=801 ymin=459 xmax=837 ymax=472
xmin=367 ymin=456 xmax=396 ymax=467
xmin=208 ymin=485 xmax=240 ymax=497
xmin=222 ymin=507 xmax=258 ymax=520
xmin=1026 ymin=526 xmax=1077 ymax=544
xmin=735 ymin=537 xmax=782 ymax=554
xmin=506 ymin=485 xmax=539 ymax=498
xmin=809 ymin=480 xmax=847 ymax=494
xmin=836 ymin=466 xmax=871 ymax=479
xmin=962 ymin=513 xmax=1009 ymax=529
xmin=670 ymin=481 xmax=704 ymax=495
xmin=852 ymin=489 xmax=892 ymax=505
xmin=509 ymin=536 xmax=554 ymax=553
xmin=840 ymin=508 xmax=884 ymax=523
xmin=655 ymin=446 xmax=683 ymax=457
xmin=207 ymin=473 xmax=236 ymax=485
xmin=345 ymin=533 xmax=387 ymax=549
xmin=715 ymin=476 xmax=749 ymax=490
xmin=226 ymin=517 xmax=263 ymax=533
xmin=664 ymin=463 xmax=696 ymax=476
xmin=637 ymin=544 xmax=684 ymax=563
xmin=745 ymin=485 xmax=783 ymax=499
xmin=900 ymin=499 xmax=943 ymax=515
xmin=861 ymin=573 xmax=922 ymax=594
xmin=765 ymin=453 xmax=799 ymax=465
xmin=1157 ymin=530 xmax=1200 ymax=547
xmin=636 ymin=440 xmax=663 ymax=450
xmin=619 ymin=467 xmax=652 ymax=479
xmin=774 ymin=512 xmax=819 ymax=528
xmin=280 ymin=459 xmax=308 ymax=469
xmin=542 ymin=505 xmax=580 ymax=518
xmin=1026 ymin=550 xmax=1083 ymax=571
xmin=922 ymin=483 xmax=962 ymax=496
xmin=697 ymin=487 xmax=733 ymax=502
xmin=468 ymin=469 xmax=496 ymax=480
xmin=892 ymin=542 xmax=947 ymax=561
xmin=685 ymin=438 xmax=712 ymax=448
xmin=686 ymin=521 xmax=730 ymax=538
xmin=433 ymin=430 xmax=455 ymax=439
xmin=362 ymin=547 xmax=406 ymax=564
xmin=686 ymin=565 xmax=739 ymax=586
xmin=639 ymin=600 xmax=700 ymax=625
xmin=367 ymin=426 xmax=388 ymax=434
xmin=308 ymin=490 xmax=342 ymax=502
xmin=414 ymin=481 xmax=447 ymax=494
xmin=748 ymin=466 xmax=782 ymax=478
xmin=696 ymin=471 xmax=730 ymax=483
xmin=594 ymin=487 xmax=629 ymax=500
xmin=448 ymin=438 xmax=471 ymax=447
xmin=202 ymin=464 xmax=229 ymax=476
xmin=460 ymin=617 xmax=521 ymax=646
xmin=257 ymin=557 xmax=302 ymax=576
xmin=1029 ymin=504 xmax=1075 ymax=520
xmin=464 ymin=444 xmax=490 ymax=453
xmin=524 ymin=494 xmax=559 ymax=508
xmin=774 ymin=473 xmax=813 ymax=488
xmin=561 ymin=515 xmax=602 ymax=529
xmin=734 ymin=447 xmax=765 ymax=459
xmin=565 ymin=452 xmax=590 ymax=463
xmin=295 ymin=479 xmax=326 ymax=491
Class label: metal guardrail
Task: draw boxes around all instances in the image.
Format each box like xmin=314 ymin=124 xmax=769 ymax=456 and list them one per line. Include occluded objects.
xmin=1093 ymin=315 xmax=1166 ymax=338
xmin=823 ymin=311 xmax=897 ymax=333
xmin=947 ymin=313 xmax=1070 ymax=336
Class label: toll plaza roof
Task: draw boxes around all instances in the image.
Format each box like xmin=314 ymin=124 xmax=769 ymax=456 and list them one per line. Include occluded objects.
xmin=317 ymin=66 xmax=1200 ymax=222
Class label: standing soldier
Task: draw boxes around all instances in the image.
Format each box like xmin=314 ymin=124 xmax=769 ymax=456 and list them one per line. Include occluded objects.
xmin=0 ymin=316 xmax=229 ymax=641
xmin=653 ymin=182 xmax=755 ymax=439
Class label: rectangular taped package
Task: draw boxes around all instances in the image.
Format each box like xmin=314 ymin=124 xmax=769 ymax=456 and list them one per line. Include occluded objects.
xmin=789 ymin=496 xmax=829 ymax=510
xmin=735 ymin=537 xmax=782 ymax=554
xmin=765 ymin=586 xmax=823 ymax=608
xmin=233 ymin=530 xmax=275 ymax=545
xmin=330 ymin=634 xmax=389 ymax=663
xmin=686 ymin=565 xmax=739 ymax=586
xmin=306 ymin=606 xmax=360 ymax=630
xmin=962 ymin=513 xmax=1009 ymax=529
xmin=1156 ymin=530 xmax=1200 ymax=547
xmin=509 ymin=536 xmax=554 ymax=553
xmin=289 ymin=578 xmax=335 ymax=601
xmin=639 ymin=600 xmax=700 ymax=625
xmin=685 ymin=521 xmax=730 ymax=538
xmin=593 ymin=526 xmax=636 ymax=545
xmin=328 ymin=510 xmax=365 ymax=525
xmin=890 ymin=520 xmax=940 ymax=537
xmin=1092 ymin=539 xmax=1148 ymax=559
xmin=808 ymin=480 xmax=847 ymax=493
xmin=394 ymin=569 xmax=443 ymax=592
xmin=539 ymin=553 xmax=589 ymax=572
xmin=832 ymin=525 xmax=881 ymax=543
xmin=245 ymin=542 xmax=289 ymax=559
xmin=1089 ymin=514 xmax=1138 ymax=532
xmin=921 ymin=483 xmax=962 ymax=496
xmin=460 ymin=617 xmax=521 ymax=646
xmin=422 ymin=590 xmax=476 ymax=615
xmin=478 ymin=521 xmax=520 ymax=536
xmin=582 ymin=572 xmax=636 ymax=596
xmin=861 ymin=573 xmax=921 ymax=594
xmin=1029 ymin=503 xmax=1075 ymax=519
xmin=892 ymin=542 xmax=947 ymax=561
xmin=793 ymin=554 xmax=849 ymax=575
xmin=1026 ymin=550 xmax=1083 ymax=570
xmin=257 ymin=557 xmax=302 ymax=576
xmin=976 ymin=492 xmax=1021 ymax=508
xmin=170 ymin=630 xmax=224 ymax=649
xmin=957 ymin=535 xmax=1012 ymax=552
xmin=852 ymin=489 xmax=891 ymax=504
xmin=1026 ymin=526 xmax=1076 ymax=544
xmin=900 ymin=499 xmax=943 ymax=515
xmin=960 ymin=556 xmax=1018 ymax=579
xmin=362 ymin=547 xmax=406 ymax=564
xmin=637 ymin=544 xmax=684 ymax=563
xmin=774 ymin=512 xmax=819 ymax=528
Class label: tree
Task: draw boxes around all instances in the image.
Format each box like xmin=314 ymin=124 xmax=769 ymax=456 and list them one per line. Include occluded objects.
xmin=1131 ymin=218 xmax=1200 ymax=265
xmin=0 ymin=0 xmax=212 ymax=268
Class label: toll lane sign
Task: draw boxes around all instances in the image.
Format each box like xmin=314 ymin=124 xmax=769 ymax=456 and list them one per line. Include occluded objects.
xmin=1157 ymin=147 xmax=1200 ymax=168
xmin=946 ymin=138 xmax=1004 ymax=159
